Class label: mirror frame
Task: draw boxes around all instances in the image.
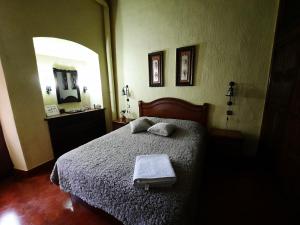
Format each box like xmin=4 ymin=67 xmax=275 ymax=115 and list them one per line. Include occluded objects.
xmin=53 ymin=68 xmax=81 ymax=104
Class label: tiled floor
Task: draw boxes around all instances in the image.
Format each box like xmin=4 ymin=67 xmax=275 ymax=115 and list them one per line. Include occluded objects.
xmin=0 ymin=161 xmax=289 ymax=225
xmin=0 ymin=166 xmax=122 ymax=225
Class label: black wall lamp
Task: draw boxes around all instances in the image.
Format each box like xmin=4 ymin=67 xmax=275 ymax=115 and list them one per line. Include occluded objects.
xmin=46 ymin=86 xmax=52 ymax=95
xmin=122 ymin=85 xmax=129 ymax=98
xmin=121 ymin=85 xmax=130 ymax=119
xmin=226 ymin=81 xmax=235 ymax=118
xmin=83 ymin=86 xmax=88 ymax=93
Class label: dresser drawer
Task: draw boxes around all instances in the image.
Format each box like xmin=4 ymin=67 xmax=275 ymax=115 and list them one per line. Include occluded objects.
xmin=46 ymin=109 xmax=106 ymax=158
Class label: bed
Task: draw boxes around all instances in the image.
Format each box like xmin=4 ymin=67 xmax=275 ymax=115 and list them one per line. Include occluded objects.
xmin=50 ymin=98 xmax=209 ymax=225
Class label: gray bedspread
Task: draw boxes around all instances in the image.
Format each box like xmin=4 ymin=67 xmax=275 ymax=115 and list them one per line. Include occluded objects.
xmin=50 ymin=117 xmax=206 ymax=225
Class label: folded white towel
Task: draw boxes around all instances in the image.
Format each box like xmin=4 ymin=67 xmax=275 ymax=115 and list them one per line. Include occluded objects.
xmin=133 ymin=154 xmax=176 ymax=190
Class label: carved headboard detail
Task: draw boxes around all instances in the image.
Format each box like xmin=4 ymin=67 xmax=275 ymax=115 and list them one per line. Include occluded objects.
xmin=138 ymin=98 xmax=209 ymax=127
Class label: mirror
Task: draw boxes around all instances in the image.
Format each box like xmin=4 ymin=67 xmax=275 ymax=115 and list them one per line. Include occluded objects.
xmin=53 ymin=68 xmax=81 ymax=104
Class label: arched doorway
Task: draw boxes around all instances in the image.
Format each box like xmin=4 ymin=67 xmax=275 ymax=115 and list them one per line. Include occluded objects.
xmin=33 ymin=37 xmax=103 ymax=111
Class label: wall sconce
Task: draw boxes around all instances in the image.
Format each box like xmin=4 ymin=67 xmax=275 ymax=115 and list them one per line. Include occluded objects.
xmin=122 ymin=85 xmax=129 ymax=98
xmin=83 ymin=86 xmax=88 ymax=93
xmin=121 ymin=85 xmax=130 ymax=118
xmin=226 ymin=81 xmax=235 ymax=98
xmin=46 ymin=86 xmax=52 ymax=95
xmin=226 ymin=81 xmax=235 ymax=120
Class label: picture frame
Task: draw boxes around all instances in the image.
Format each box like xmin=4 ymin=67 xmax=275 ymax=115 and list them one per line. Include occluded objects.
xmin=45 ymin=104 xmax=60 ymax=117
xmin=53 ymin=68 xmax=81 ymax=104
xmin=148 ymin=51 xmax=164 ymax=87
xmin=176 ymin=45 xmax=195 ymax=86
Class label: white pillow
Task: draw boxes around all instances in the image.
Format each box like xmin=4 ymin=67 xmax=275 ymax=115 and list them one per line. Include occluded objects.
xmin=130 ymin=118 xmax=152 ymax=133
xmin=147 ymin=122 xmax=176 ymax=137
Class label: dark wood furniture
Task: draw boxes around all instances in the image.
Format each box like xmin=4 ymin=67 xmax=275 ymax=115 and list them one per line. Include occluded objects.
xmin=45 ymin=109 xmax=106 ymax=158
xmin=138 ymin=97 xmax=209 ymax=126
xmin=258 ymin=0 xmax=300 ymax=219
xmin=70 ymin=97 xmax=210 ymax=222
xmin=112 ymin=118 xmax=133 ymax=130
xmin=0 ymin=123 xmax=13 ymax=178
xmin=207 ymin=128 xmax=244 ymax=170
xmin=209 ymin=128 xmax=243 ymax=158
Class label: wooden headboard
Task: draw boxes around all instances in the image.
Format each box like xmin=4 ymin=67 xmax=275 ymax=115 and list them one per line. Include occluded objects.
xmin=138 ymin=98 xmax=209 ymax=127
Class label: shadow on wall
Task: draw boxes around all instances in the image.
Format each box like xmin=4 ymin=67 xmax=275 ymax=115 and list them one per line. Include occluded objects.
xmin=108 ymin=0 xmax=121 ymax=114
xmin=237 ymin=83 xmax=265 ymax=99
xmin=243 ymin=133 xmax=261 ymax=157
xmin=194 ymin=43 xmax=207 ymax=86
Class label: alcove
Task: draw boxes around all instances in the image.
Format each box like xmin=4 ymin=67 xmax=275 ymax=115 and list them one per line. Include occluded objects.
xmin=33 ymin=37 xmax=103 ymax=111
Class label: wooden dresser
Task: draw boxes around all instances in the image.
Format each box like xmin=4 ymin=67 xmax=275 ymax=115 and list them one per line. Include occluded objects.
xmin=208 ymin=128 xmax=244 ymax=169
xmin=45 ymin=109 xmax=106 ymax=158
xmin=209 ymin=128 xmax=243 ymax=158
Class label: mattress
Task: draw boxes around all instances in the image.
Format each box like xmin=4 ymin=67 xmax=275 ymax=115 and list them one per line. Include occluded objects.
xmin=50 ymin=117 xmax=206 ymax=225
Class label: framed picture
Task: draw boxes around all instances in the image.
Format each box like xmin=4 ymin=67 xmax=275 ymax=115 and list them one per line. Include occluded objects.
xmin=176 ymin=45 xmax=195 ymax=86
xmin=148 ymin=51 xmax=164 ymax=87
xmin=53 ymin=68 xmax=81 ymax=104
xmin=45 ymin=104 xmax=60 ymax=117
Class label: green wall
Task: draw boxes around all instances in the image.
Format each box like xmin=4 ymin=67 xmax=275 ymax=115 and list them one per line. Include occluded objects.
xmin=111 ymin=0 xmax=279 ymax=155
xmin=0 ymin=0 xmax=110 ymax=170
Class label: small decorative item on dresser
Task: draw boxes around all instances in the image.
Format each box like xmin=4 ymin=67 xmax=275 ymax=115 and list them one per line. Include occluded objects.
xmin=112 ymin=118 xmax=134 ymax=131
xmin=45 ymin=104 xmax=60 ymax=117
xmin=120 ymin=110 xmax=126 ymax=121
xmin=176 ymin=45 xmax=195 ymax=86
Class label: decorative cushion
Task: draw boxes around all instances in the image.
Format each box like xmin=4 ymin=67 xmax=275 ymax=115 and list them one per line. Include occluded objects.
xmin=147 ymin=122 xmax=176 ymax=137
xmin=130 ymin=118 xmax=153 ymax=133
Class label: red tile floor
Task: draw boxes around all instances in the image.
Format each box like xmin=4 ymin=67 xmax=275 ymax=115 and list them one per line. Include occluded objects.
xmin=0 ymin=161 xmax=293 ymax=225
xmin=0 ymin=165 xmax=122 ymax=225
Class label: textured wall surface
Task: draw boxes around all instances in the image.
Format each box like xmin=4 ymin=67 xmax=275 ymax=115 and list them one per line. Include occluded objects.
xmin=0 ymin=0 xmax=109 ymax=170
xmin=0 ymin=60 xmax=27 ymax=170
xmin=112 ymin=0 xmax=279 ymax=155
xmin=36 ymin=54 xmax=101 ymax=111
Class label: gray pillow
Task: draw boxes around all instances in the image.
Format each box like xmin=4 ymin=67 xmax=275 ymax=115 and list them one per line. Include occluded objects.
xmin=147 ymin=122 xmax=176 ymax=137
xmin=130 ymin=118 xmax=152 ymax=133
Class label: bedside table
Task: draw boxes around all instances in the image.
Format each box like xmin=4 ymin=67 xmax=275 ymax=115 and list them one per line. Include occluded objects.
xmin=209 ymin=128 xmax=244 ymax=159
xmin=112 ymin=118 xmax=134 ymax=130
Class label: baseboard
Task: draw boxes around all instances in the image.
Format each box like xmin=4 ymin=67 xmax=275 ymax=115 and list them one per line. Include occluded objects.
xmin=13 ymin=160 xmax=55 ymax=178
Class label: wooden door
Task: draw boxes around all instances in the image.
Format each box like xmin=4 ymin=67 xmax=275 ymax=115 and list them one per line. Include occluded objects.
xmin=259 ymin=0 xmax=300 ymax=220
